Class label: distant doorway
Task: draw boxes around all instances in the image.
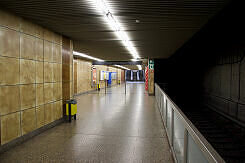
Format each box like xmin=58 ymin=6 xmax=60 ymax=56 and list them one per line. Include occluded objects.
xmin=125 ymin=70 xmax=145 ymax=82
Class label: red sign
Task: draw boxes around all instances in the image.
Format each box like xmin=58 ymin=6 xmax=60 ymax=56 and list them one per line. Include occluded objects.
xmin=92 ymin=68 xmax=96 ymax=84
xmin=145 ymin=66 xmax=149 ymax=90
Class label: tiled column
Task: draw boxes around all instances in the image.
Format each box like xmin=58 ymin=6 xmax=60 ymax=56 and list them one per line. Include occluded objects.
xmin=73 ymin=60 xmax=78 ymax=95
xmin=62 ymin=36 xmax=73 ymax=107
xmin=148 ymin=59 xmax=155 ymax=95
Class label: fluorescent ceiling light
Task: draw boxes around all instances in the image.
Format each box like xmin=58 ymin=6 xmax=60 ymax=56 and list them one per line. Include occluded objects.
xmin=92 ymin=0 xmax=140 ymax=59
xmin=73 ymin=51 xmax=104 ymax=62
xmin=137 ymin=65 xmax=142 ymax=70
xmin=115 ymin=65 xmax=130 ymax=70
xmin=131 ymin=58 xmax=139 ymax=62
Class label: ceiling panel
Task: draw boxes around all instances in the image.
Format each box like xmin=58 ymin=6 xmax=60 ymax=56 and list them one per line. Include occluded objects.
xmin=0 ymin=0 xmax=230 ymax=61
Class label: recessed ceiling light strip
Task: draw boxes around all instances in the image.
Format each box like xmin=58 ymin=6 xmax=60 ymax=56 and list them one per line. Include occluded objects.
xmin=73 ymin=51 xmax=104 ymax=62
xmin=94 ymin=0 xmax=140 ymax=59
xmin=73 ymin=51 xmax=131 ymax=70
xmin=115 ymin=65 xmax=130 ymax=70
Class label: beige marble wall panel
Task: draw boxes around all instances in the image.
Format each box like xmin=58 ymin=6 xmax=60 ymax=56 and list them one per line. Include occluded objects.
xmin=70 ymin=81 xmax=73 ymax=98
xmin=0 ymin=86 xmax=20 ymax=115
xmin=53 ymin=44 xmax=62 ymax=63
xmin=70 ymin=40 xmax=73 ymax=65
xmin=20 ymin=33 xmax=36 ymax=60
xmin=51 ymin=63 xmax=62 ymax=82
xmin=44 ymin=62 xmax=53 ymax=83
xmin=0 ymin=10 xmax=20 ymax=31
xmin=58 ymin=63 xmax=62 ymax=82
xmin=44 ymin=103 xmax=53 ymax=125
xmin=20 ymin=59 xmax=36 ymax=84
xmin=73 ymin=60 xmax=123 ymax=94
xmin=57 ymin=100 xmax=63 ymax=119
xmin=70 ymin=65 xmax=73 ymax=83
xmin=62 ymin=81 xmax=70 ymax=101
xmin=44 ymin=83 xmax=53 ymax=103
xmin=35 ymin=38 xmax=44 ymax=61
xmin=36 ymin=84 xmax=44 ymax=106
xmin=53 ymin=82 xmax=62 ymax=101
xmin=0 ymin=27 xmax=20 ymax=58
xmin=53 ymin=63 xmax=62 ymax=82
xmin=53 ymin=101 xmax=62 ymax=120
xmin=70 ymin=52 xmax=73 ymax=65
xmin=1 ymin=112 xmax=21 ymax=145
xmin=62 ymin=64 xmax=70 ymax=82
xmin=35 ymin=25 xmax=44 ymax=39
xmin=20 ymin=19 xmax=36 ymax=36
xmin=36 ymin=105 xmax=45 ymax=128
xmin=20 ymin=84 xmax=36 ymax=110
xmin=53 ymin=33 xmax=62 ymax=45
xmin=0 ymin=56 xmax=19 ymax=85
xmin=148 ymin=71 xmax=155 ymax=95
xmin=21 ymin=108 xmax=36 ymax=135
xmin=36 ymin=61 xmax=44 ymax=83
xmin=0 ymin=9 xmax=65 ymax=145
xmin=43 ymin=29 xmax=53 ymax=42
xmin=44 ymin=41 xmax=53 ymax=62
xmin=53 ymin=101 xmax=58 ymax=120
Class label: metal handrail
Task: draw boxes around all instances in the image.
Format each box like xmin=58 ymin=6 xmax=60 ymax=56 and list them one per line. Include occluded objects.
xmin=155 ymin=83 xmax=225 ymax=163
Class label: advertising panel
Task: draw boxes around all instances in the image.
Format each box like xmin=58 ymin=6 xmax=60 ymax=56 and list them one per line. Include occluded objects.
xmin=92 ymin=68 xmax=96 ymax=84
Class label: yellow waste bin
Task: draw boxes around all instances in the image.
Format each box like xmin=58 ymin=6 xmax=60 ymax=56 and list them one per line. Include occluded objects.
xmin=97 ymin=83 xmax=100 ymax=91
xmin=66 ymin=99 xmax=77 ymax=122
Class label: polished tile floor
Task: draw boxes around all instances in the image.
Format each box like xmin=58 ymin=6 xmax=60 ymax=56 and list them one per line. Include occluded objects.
xmin=0 ymin=83 xmax=173 ymax=162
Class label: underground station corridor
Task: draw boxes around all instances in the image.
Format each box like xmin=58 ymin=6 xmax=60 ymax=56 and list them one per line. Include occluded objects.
xmin=0 ymin=83 xmax=173 ymax=162
xmin=1 ymin=0 xmax=245 ymax=162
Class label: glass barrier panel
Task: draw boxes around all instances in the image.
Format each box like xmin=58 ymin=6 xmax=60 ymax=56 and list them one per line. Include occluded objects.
xmin=166 ymin=102 xmax=172 ymax=135
xmin=158 ymin=92 xmax=160 ymax=106
xmin=173 ymin=111 xmax=185 ymax=163
xmin=161 ymin=95 xmax=165 ymax=119
xmin=164 ymin=99 xmax=167 ymax=124
xmin=187 ymin=132 xmax=208 ymax=163
xmin=159 ymin=93 xmax=162 ymax=115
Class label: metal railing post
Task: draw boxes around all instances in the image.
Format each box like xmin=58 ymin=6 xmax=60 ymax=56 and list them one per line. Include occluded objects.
xmin=165 ymin=100 xmax=168 ymax=125
xmin=184 ymin=128 xmax=188 ymax=163
xmin=171 ymin=107 xmax=174 ymax=146
xmin=125 ymin=82 xmax=126 ymax=94
xmin=105 ymin=79 xmax=106 ymax=94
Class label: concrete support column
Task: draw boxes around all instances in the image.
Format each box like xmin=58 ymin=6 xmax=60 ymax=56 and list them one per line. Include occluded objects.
xmin=148 ymin=59 xmax=155 ymax=95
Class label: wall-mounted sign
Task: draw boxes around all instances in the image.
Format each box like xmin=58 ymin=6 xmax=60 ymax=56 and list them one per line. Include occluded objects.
xmin=149 ymin=59 xmax=154 ymax=70
xmin=111 ymin=72 xmax=117 ymax=80
xmin=100 ymin=70 xmax=105 ymax=80
xmin=100 ymin=71 xmax=109 ymax=80
xmin=106 ymin=71 xmax=109 ymax=80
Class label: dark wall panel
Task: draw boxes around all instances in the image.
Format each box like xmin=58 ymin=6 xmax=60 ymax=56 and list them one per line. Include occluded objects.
xmin=240 ymin=58 xmax=245 ymax=104
xmin=231 ymin=63 xmax=240 ymax=102
xmin=155 ymin=0 xmax=245 ymax=125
